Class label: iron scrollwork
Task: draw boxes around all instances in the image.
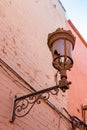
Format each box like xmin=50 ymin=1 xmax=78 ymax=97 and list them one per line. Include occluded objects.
xmin=10 ymin=85 xmax=60 ymax=123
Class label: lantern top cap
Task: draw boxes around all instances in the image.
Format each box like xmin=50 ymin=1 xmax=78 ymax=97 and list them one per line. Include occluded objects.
xmin=47 ymin=28 xmax=76 ymax=50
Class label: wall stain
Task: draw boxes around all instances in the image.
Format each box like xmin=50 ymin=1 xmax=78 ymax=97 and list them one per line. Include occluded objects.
xmin=45 ymin=83 xmax=48 ymax=87
xmin=77 ymin=108 xmax=80 ymax=113
xmin=53 ymin=4 xmax=56 ymax=8
xmin=9 ymin=91 xmax=13 ymax=100
xmin=36 ymin=0 xmax=38 ymax=3
xmin=2 ymin=47 xmax=7 ymax=55
xmin=14 ymin=51 xmax=17 ymax=56
xmin=17 ymin=63 xmax=21 ymax=68
xmin=5 ymin=41 xmax=8 ymax=46
xmin=9 ymin=0 xmax=12 ymax=5
xmin=12 ymin=37 xmax=16 ymax=44
xmin=45 ymin=74 xmax=50 ymax=79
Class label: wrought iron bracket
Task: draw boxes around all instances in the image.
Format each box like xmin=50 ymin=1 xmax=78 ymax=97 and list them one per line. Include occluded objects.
xmin=10 ymin=80 xmax=71 ymax=123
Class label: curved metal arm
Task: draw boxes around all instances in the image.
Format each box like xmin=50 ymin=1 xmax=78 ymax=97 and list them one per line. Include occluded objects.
xmin=10 ymin=77 xmax=71 ymax=123
xmin=10 ymin=85 xmax=60 ymax=122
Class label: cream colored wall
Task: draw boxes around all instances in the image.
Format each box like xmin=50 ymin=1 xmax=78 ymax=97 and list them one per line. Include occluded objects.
xmin=0 ymin=0 xmax=70 ymax=130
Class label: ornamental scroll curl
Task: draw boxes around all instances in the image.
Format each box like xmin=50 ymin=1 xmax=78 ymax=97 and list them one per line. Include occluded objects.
xmin=14 ymin=88 xmax=59 ymax=118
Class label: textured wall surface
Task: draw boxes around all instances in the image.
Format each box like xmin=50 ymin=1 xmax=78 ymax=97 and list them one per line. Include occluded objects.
xmin=0 ymin=0 xmax=71 ymax=130
xmin=0 ymin=0 xmax=66 ymax=89
xmin=67 ymin=21 xmax=87 ymax=120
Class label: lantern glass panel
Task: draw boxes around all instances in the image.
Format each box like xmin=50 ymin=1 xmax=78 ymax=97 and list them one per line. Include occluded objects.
xmin=51 ymin=39 xmax=64 ymax=57
xmin=51 ymin=39 xmax=73 ymax=70
xmin=65 ymin=40 xmax=72 ymax=59
xmin=51 ymin=39 xmax=73 ymax=59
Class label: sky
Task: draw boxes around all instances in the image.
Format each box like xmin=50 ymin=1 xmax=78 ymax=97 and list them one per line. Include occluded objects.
xmin=60 ymin=0 xmax=87 ymax=41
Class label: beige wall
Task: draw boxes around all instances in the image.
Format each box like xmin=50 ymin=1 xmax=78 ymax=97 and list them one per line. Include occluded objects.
xmin=0 ymin=0 xmax=70 ymax=130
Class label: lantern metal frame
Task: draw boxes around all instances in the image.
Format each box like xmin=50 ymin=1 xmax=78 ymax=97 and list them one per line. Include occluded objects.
xmin=10 ymin=28 xmax=75 ymax=123
xmin=47 ymin=28 xmax=75 ymax=91
xmin=47 ymin=28 xmax=75 ymax=76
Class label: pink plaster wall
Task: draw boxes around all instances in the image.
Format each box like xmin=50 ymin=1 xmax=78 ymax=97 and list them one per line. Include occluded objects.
xmin=66 ymin=20 xmax=87 ymax=120
xmin=0 ymin=0 xmax=70 ymax=130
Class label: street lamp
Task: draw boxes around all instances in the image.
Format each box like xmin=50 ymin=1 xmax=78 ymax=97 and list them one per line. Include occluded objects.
xmin=47 ymin=28 xmax=75 ymax=92
xmin=10 ymin=28 xmax=75 ymax=122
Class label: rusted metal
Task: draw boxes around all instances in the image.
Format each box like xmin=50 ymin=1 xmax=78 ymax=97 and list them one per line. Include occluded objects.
xmin=47 ymin=28 xmax=75 ymax=50
xmin=47 ymin=28 xmax=75 ymax=71
xmin=10 ymin=95 xmax=17 ymax=123
xmin=47 ymin=28 xmax=75 ymax=93
xmin=10 ymin=81 xmax=71 ymax=122
xmin=10 ymin=85 xmax=59 ymax=122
